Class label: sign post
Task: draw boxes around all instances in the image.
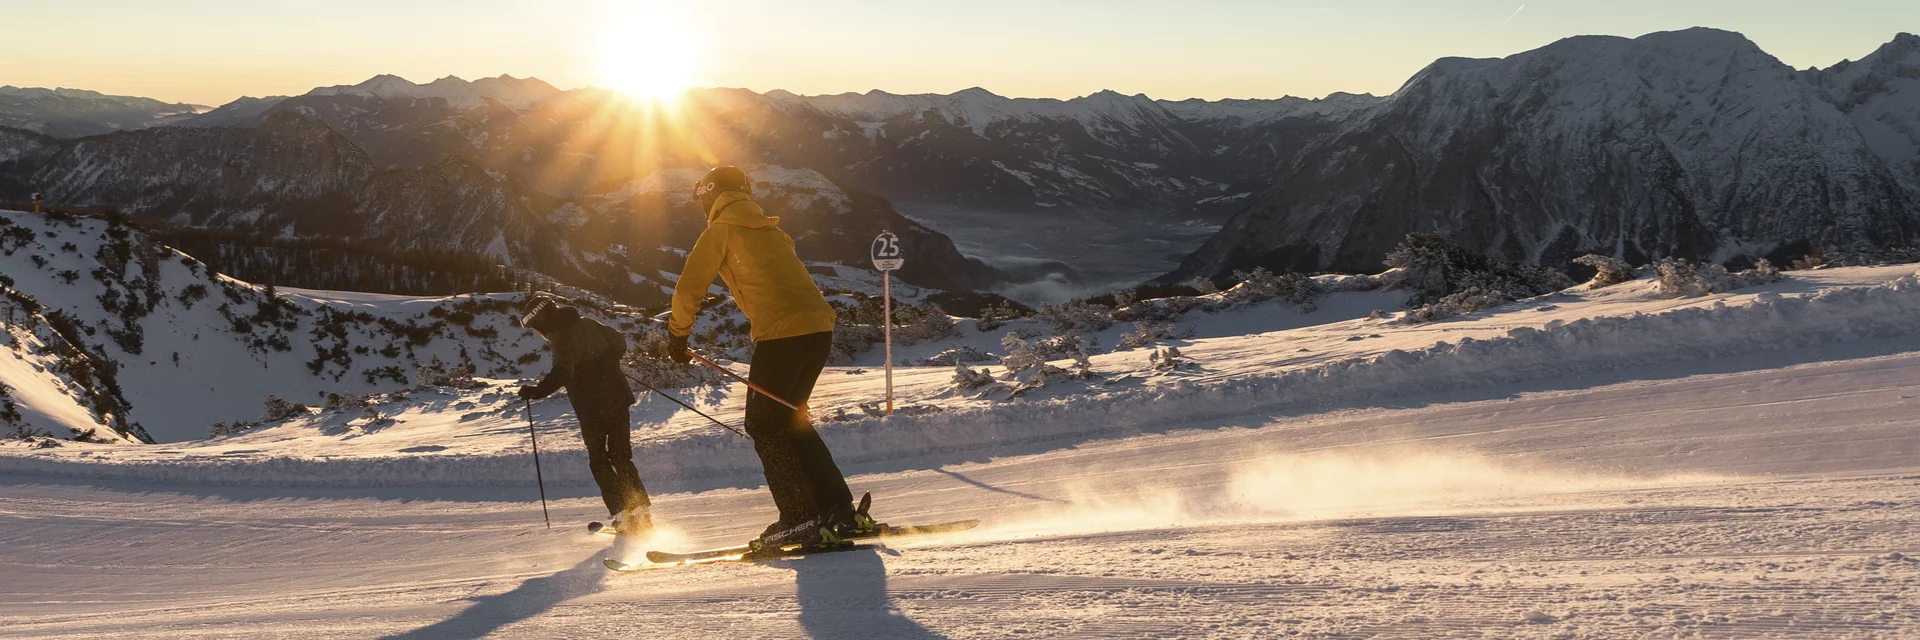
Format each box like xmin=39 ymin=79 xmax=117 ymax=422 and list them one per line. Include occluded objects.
xmin=870 ymin=231 xmax=905 ymax=416
xmin=31 ymin=192 xmax=42 ymax=214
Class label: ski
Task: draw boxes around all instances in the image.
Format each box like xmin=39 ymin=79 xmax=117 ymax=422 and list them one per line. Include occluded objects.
xmin=637 ymin=519 xmax=980 ymax=566
xmin=604 ymin=538 xmax=872 ymax=572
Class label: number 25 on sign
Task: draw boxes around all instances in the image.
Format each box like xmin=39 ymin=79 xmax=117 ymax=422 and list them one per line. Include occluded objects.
xmin=870 ymin=232 xmax=905 ymax=415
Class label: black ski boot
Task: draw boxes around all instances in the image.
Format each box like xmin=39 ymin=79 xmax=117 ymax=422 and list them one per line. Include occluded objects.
xmin=743 ymin=493 xmax=878 ymax=559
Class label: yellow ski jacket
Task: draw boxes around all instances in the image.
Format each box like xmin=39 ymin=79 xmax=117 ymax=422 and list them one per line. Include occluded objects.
xmin=669 ymin=191 xmax=837 ymax=343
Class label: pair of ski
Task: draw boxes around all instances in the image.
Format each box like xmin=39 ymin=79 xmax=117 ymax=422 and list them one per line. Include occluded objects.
xmin=595 ymin=493 xmax=979 ymax=572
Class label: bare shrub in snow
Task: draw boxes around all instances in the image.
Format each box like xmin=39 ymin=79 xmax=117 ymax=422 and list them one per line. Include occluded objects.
xmin=1116 ymin=322 xmax=1190 ymax=351
xmin=920 ymin=346 xmax=993 ymax=366
xmin=974 ymin=302 xmax=1028 ymax=332
xmin=1036 ymin=300 xmax=1114 ymax=335
xmin=1223 ymin=267 xmax=1326 ymax=312
xmin=1000 ymin=332 xmax=1092 ymax=374
xmin=998 ymin=333 xmax=1050 ymax=373
xmin=1453 ymin=263 xmax=1570 ymax=300
xmin=414 ymin=362 xmax=479 ymax=389
xmin=822 ymin=295 xmax=956 ymax=362
xmin=1384 ymin=234 xmax=1572 ymax=321
xmin=321 ymin=392 xmax=370 ymax=413
xmin=1319 ymin=273 xmax=1389 ymax=293
xmin=1399 ymin=289 xmax=1511 ymax=324
xmin=1790 ymin=245 xmax=1831 ymax=270
xmin=1654 ymin=258 xmax=1784 ymax=297
xmin=1149 ymin=346 xmax=1192 ymax=371
xmin=626 ymin=328 xmax=726 ymax=389
xmin=0 ymin=383 xmax=23 ymax=430
xmin=259 ymin=394 xmax=309 ymax=423
xmin=1120 ymin=295 xmax=1205 ymax=324
xmin=360 ymin=406 xmax=395 ymax=427
xmin=1182 ymin=276 xmax=1219 ymax=295
xmin=1574 ymin=254 xmax=1636 ymax=288
xmin=1803 ymin=245 xmax=1920 ymax=269
xmin=1383 ymin=234 xmax=1459 ymax=303
xmin=890 ymin=304 xmax=957 ymax=344
xmin=1384 ymin=233 xmax=1569 ymax=305
xmin=208 ymin=420 xmax=260 ymax=437
xmin=952 ymin=363 xmax=996 ymax=390
xmin=827 ymin=324 xmax=882 ymax=365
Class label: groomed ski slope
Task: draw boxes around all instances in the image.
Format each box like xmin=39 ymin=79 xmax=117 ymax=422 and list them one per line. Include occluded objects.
xmin=3 ymin=265 xmax=1919 ymax=637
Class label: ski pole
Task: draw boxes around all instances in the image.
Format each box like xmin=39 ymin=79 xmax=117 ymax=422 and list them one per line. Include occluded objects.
xmin=524 ymin=398 xmax=552 ymax=529
xmin=623 ymin=371 xmax=750 ymax=440
xmin=684 ymin=350 xmax=800 ymax=411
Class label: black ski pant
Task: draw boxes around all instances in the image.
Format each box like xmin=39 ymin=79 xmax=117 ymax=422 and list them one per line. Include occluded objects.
xmin=574 ymin=394 xmax=649 ymax=516
xmin=744 ymin=331 xmax=852 ymax=526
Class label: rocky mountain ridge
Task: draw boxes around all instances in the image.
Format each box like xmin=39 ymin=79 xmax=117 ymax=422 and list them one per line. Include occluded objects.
xmin=1167 ymin=28 xmax=1920 ymax=282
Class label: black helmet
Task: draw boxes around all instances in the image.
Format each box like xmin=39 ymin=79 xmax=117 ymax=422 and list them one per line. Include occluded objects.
xmin=692 ymin=166 xmax=751 ymax=210
xmin=521 ymin=295 xmax=577 ymax=330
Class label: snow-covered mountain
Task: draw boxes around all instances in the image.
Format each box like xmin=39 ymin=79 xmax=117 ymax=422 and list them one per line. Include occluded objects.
xmin=0 ymin=87 xmax=206 ymax=135
xmin=181 ymin=95 xmax=292 ymax=128
xmin=144 ymin=77 xmax=1373 ymax=301
xmin=0 ymin=86 xmax=208 ymax=138
xmin=1813 ymin=32 xmax=1920 ymax=199
xmin=0 ymin=111 xmax=1006 ymax=303
xmin=170 ymin=76 xmax=1372 ymax=215
xmin=1169 ymin=28 xmax=1920 ymax=282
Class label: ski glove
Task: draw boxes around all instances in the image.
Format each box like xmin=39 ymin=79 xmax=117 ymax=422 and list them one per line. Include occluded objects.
xmin=667 ymin=333 xmax=691 ymax=365
xmin=518 ymin=384 xmax=552 ymax=401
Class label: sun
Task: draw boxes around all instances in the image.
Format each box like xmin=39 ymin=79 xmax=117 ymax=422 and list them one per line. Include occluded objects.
xmin=597 ymin=7 xmax=700 ymax=101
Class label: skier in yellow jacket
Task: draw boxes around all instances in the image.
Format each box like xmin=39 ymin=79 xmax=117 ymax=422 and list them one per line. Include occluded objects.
xmin=667 ymin=166 xmax=864 ymax=551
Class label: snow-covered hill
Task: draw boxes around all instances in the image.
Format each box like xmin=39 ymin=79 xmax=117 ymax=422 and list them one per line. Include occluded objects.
xmin=0 ymin=86 xmax=207 ymax=137
xmin=0 ymin=209 xmax=597 ymax=442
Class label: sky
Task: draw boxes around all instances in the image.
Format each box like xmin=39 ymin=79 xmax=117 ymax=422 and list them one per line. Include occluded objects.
xmin=1 ymin=0 xmax=1915 ymax=107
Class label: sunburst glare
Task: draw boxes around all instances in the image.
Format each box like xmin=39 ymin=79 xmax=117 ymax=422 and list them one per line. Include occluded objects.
xmin=597 ymin=4 xmax=700 ymax=101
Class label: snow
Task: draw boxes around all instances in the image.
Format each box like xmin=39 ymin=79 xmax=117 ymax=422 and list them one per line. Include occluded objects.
xmin=4 ymin=291 xmax=1919 ymax=635
xmin=0 ymin=328 xmax=112 ymax=439
xmin=1818 ymin=32 xmax=1920 ymax=195
xmin=5 ymin=215 xmax=1920 ymax=635
xmin=0 ymin=212 xmax=566 ymax=443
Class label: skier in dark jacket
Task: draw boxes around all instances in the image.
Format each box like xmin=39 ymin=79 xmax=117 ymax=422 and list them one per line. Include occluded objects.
xmin=518 ymin=298 xmax=651 ymax=535
xmin=667 ymin=166 xmax=868 ymax=553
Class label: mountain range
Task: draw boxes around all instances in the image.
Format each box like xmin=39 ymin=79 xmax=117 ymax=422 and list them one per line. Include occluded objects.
xmin=2 ymin=27 xmax=1916 ymax=304
xmin=1167 ymin=29 xmax=1920 ymax=281
xmin=0 ymin=86 xmax=208 ymax=138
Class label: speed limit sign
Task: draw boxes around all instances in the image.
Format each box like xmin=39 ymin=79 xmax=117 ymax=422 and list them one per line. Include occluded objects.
xmin=870 ymin=231 xmax=904 ymax=271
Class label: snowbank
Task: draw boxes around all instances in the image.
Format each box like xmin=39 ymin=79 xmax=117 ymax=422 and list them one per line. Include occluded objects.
xmin=8 ymin=266 xmax=1920 ymax=487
